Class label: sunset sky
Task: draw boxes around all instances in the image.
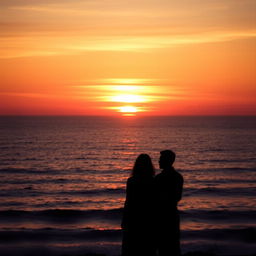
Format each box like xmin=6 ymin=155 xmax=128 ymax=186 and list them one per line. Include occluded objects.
xmin=0 ymin=0 xmax=255 ymax=116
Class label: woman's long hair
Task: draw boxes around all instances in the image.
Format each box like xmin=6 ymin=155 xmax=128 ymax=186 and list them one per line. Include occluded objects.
xmin=131 ymin=154 xmax=155 ymax=178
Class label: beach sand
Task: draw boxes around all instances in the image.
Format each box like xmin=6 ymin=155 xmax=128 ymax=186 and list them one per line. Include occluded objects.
xmin=63 ymin=253 xmax=256 ymax=256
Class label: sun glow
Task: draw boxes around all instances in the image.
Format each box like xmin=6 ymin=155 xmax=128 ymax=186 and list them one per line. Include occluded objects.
xmin=106 ymin=105 xmax=142 ymax=116
xmin=104 ymin=78 xmax=152 ymax=85
xmin=119 ymin=106 xmax=138 ymax=113
xmin=112 ymin=85 xmax=143 ymax=92
xmin=96 ymin=80 xmax=160 ymax=115
xmin=111 ymin=94 xmax=147 ymax=103
xmin=104 ymin=85 xmax=156 ymax=105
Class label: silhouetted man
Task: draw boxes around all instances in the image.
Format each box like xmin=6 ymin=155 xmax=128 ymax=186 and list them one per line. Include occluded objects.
xmin=154 ymin=150 xmax=184 ymax=256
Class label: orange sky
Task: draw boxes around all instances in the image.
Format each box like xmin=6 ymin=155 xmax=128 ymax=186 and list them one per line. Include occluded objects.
xmin=0 ymin=0 xmax=255 ymax=116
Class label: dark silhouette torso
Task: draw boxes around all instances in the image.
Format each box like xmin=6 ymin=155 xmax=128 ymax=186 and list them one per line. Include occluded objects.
xmin=154 ymin=168 xmax=184 ymax=256
xmin=122 ymin=176 xmax=156 ymax=256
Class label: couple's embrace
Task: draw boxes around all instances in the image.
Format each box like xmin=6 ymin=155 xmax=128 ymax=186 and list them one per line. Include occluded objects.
xmin=121 ymin=150 xmax=184 ymax=256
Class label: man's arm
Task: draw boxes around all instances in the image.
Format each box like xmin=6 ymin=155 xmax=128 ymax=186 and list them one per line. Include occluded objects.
xmin=176 ymin=174 xmax=184 ymax=203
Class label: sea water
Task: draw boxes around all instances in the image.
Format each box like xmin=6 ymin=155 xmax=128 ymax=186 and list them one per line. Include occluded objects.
xmin=0 ymin=116 xmax=255 ymax=255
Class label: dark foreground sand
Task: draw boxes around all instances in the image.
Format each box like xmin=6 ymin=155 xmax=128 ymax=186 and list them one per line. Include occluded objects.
xmin=66 ymin=253 xmax=256 ymax=256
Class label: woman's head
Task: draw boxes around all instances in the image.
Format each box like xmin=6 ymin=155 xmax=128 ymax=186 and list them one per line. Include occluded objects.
xmin=132 ymin=154 xmax=155 ymax=177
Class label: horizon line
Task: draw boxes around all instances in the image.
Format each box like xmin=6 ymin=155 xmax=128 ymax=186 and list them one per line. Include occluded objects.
xmin=0 ymin=114 xmax=255 ymax=117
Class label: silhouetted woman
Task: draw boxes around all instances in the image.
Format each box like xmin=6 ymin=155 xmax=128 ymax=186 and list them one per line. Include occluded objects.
xmin=121 ymin=154 xmax=156 ymax=256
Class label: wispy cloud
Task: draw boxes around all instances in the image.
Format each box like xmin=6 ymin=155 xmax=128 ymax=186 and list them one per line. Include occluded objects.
xmin=0 ymin=92 xmax=57 ymax=99
xmin=1 ymin=0 xmax=255 ymax=58
xmin=1 ymin=30 xmax=256 ymax=58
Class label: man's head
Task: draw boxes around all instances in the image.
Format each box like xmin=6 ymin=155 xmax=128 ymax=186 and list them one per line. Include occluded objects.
xmin=159 ymin=150 xmax=176 ymax=169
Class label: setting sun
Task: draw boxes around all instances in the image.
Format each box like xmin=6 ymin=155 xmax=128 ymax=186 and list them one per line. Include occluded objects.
xmin=119 ymin=106 xmax=138 ymax=113
xmin=94 ymin=81 xmax=162 ymax=115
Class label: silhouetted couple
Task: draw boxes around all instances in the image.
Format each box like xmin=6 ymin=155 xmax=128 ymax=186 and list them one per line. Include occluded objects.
xmin=121 ymin=150 xmax=184 ymax=256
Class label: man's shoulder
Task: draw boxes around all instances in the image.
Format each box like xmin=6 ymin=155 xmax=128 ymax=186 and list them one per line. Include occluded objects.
xmin=127 ymin=177 xmax=134 ymax=184
xmin=175 ymin=170 xmax=184 ymax=183
xmin=154 ymin=171 xmax=170 ymax=183
xmin=171 ymin=169 xmax=183 ymax=181
xmin=174 ymin=170 xmax=183 ymax=178
xmin=155 ymin=169 xmax=183 ymax=181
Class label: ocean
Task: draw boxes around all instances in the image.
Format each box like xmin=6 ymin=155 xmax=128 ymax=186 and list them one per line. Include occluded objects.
xmin=0 ymin=116 xmax=255 ymax=256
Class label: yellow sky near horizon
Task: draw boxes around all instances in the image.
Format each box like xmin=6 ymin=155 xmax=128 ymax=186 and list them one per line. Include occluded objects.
xmin=0 ymin=0 xmax=255 ymax=115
